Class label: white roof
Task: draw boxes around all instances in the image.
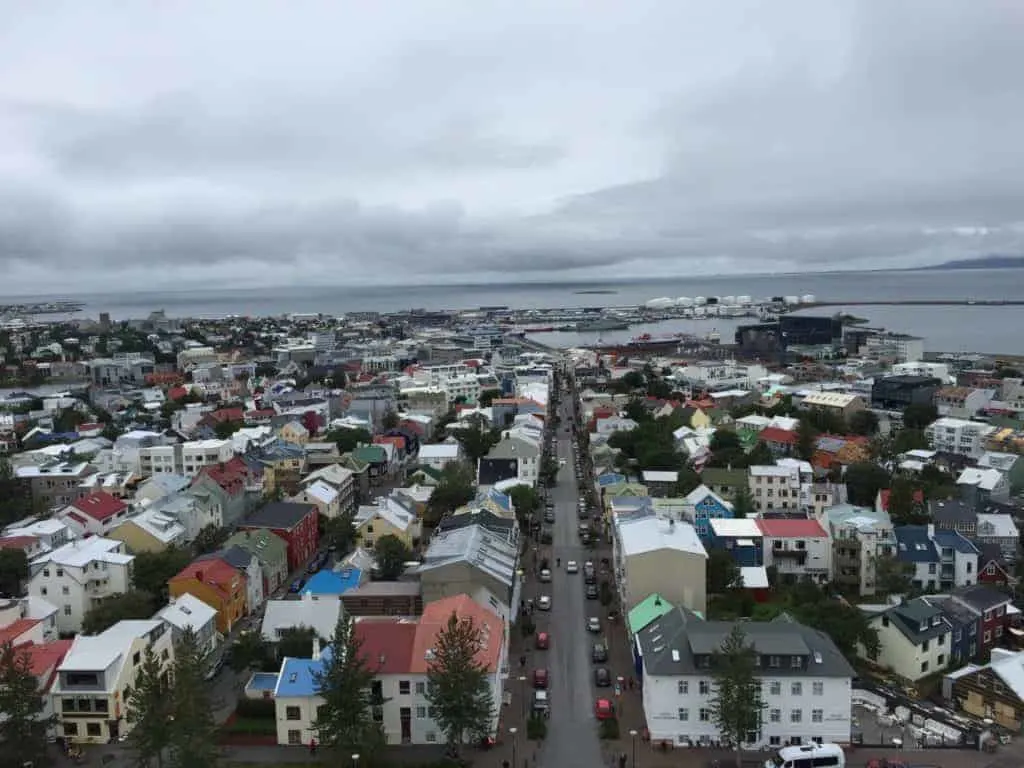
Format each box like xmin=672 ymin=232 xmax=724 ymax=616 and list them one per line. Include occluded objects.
xmin=32 ymin=536 xmax=134 ymax=568
xmin=977 ymin=513 xmax=1019 ymax=539
xmin=59 ymin=619 xmax=162 ymax=677
xmin=735 ymin=415 xmax=770 ymax=428
xmin=261 ymin=594 xmax=343 ymax=642
xmin=708 ymin=518 xmax=763 ymax=538
xmin=957 ymin=467 xmax=1003 ymax=491
xmin=119 ymin=505 xmax=187 ymax=544
xmin=750 ymin=465 xmax=792 ymax=477
xmin=978 ymin=451 xmax=1019 ymax=472
xmin=801 ymin=392 xmax=861 ymax=408
xmin=739 ymin=566 xmax=770 ymax=589
xmin=767 ymin=416 xmax=800 ymax=431
xmin=642 ymin=470 xmax=678 ymax=483
xmin=355 ymin=497 xmax=415 ymax=532
xmin=157 ymin=593 xmax=217 ymax=633
xmin=418 ymin=443 xmax=461 ymax=459
xmin=301 ymin=479 xmax=339 ymax=505
xmin=303 ymin=463 xmax=354 ymax=488
xmin=617 ymin=517 xmax=707 ymax=558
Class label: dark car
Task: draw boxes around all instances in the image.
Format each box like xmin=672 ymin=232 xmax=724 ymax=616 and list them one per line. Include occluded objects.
xmin=544 ymin=510 xmax=556 ymax=523
xmin=592 ymin=643 xmax=608 ymax=663
xmin=584 ymin=570 xmax=597 ymax=585
xmin=594 ymin=667 xmax=611 ymax=687
xmin=585 ymin=583 xmax=599 ymax=600
xmin=289 ymin=577 xmax=306 ymax=593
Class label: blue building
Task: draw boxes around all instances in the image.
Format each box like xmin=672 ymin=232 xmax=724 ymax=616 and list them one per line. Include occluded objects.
xmin=301 ymin=566 xmax=362 ymax=599
xmin=684 ymin=484 xmax=734 ymax=537
xmin=706 ymin=518 xmax=764 ymax=567
xmin=935 ymin=596 xmax=981 ymax=664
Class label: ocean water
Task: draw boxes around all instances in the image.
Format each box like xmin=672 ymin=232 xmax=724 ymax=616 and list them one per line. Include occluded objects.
xmin=3 ymin=268 xmax=1023 ymax=354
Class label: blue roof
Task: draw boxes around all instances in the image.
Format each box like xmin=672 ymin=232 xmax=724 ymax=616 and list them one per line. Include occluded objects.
xmin=248 ymin=672 xmax=280 ymax=691
xmin=931 ymin=528 xmax=980 ymax=555
xmin=816 ymin=436 xmax=846 ymax=453
xmin=262 ymin=440 xmax=306 ymax=460
xmin=894 ymin=525 xmax=938 ymax=563
xmin=301 ymin=567 xmax=362 ymax=596
xmin=597 ymin=472 xmax=627 ymax=487
xmin=274 ymin=648 xmax=333 ymax=697
xmin=477 ymin=487 xmax=511 ymax=512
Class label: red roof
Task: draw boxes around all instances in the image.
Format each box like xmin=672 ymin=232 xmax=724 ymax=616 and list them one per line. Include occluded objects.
xmin=171 ymin=558 xmax=240 ymax=594
xmin=878 ymin=488 xmax=925 ymax=511
xmin=756 ymin=518 xmax=828 ymax=538
xmin=0 ymin=535 xmax=39 ymax=551
xmin=411 ymin=595 xmax=503 ymax=674
xmin=24 ymin=639 xmax=73 ymax=681
xmin=374 ymin=435 xmax=406 ymax=451
xmin=759 ymin=427 xmax=798 ymax=444
xmin=210 ymin=407 xmax=244 ymax=423
xmin=70 ymin=491 xmax=128 ymax=522
xmin=0 ymin=618 xmax=42 ymax=647
xmin=354 ymin=619 xmax=417 ymax=674
xmin=197 ymin=456 xmax=249 ymax=495
xmin=168 ymin=386 xmax=190 ymax=401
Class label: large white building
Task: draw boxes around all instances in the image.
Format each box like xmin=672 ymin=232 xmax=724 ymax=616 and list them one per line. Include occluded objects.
xmin=612 ymin=514 xmax=708 ymax=614
xmin=672 ymin=360 xmax=769 ymax=392
xmin=636 ymin=611 xmax=853 ymax=748
xmin=924 ymin=418 xmax=996 ymax=460
xmin=28 ymin=538 xmax=135 ymax=634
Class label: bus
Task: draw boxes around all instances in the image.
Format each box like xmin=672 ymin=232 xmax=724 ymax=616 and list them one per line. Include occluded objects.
xmin=765 ymin=743 xmax=845 ymax=768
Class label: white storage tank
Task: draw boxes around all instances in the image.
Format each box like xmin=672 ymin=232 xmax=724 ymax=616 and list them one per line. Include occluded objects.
xmin=645 ymin=297 xmax=674 ymax=309
xmin=784 ymin=295 xmax=799 ymax=305
xmin=801 ymin=294 xmax=816 ymax=304
xmin=676 ymin=297 xmax=693 ymax=307
xmin=737 ymin=295 xmax=752 ymax=305
xmin=722 ymin=295 xmax=736 ymax=306
xmin=694 ymin=296 xmax=707 ymax=306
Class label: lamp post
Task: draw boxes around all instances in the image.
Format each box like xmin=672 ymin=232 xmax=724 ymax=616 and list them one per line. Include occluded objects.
xmin=518 ymin=674 xmax=528 ymax=720
xmin=352 ymin=753 xmax=360 ymax=768
xmin=629 ymin=729 xmax=638 ymax=768
xmin=509 ymin=726 xmax=518 ymax=768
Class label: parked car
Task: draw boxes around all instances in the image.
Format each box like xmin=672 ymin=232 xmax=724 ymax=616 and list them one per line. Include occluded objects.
xmin=585 ymin=569 xmax=597 ymax=585
xmin=587 ymin=616 xmax=601 ymax=633
xmin=592 ymin=643 xmax=608 ymax=663
xmin=566 ymin=560 xmax=579 ymax=574
xmin=533 ymin=668 xmax=549 ymax=689
xmin=544 ymin=510 xmax=556 ymax=523
xmin=585 ymin=583 xmax=599 ymax=600
xmin=538 ymin=596 xmax=552 ymax=611
xmin=594 ymin=698 xmax=615 ymax=720
xmin=594 ymin=667 xmax=611 ymax=687
xmin=533 ymin=690 xmax=550 ymax=717
xmin=288 ymin=577 xmax=306 ymax=593
xmin=539 ymin=568 xmax=552 ymax=583
xmin=536 ymin=631 xmax=550 ymax=650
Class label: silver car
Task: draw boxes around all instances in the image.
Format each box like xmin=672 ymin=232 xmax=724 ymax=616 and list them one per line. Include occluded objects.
xmin=587 ymin=616 xmax=601 ymax=633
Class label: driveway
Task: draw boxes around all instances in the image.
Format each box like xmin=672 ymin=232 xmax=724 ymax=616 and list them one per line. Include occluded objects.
xmin=537 ymin=392 xmax=605 ymax=768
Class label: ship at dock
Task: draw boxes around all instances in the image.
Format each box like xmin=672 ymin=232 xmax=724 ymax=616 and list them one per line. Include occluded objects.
xmin=576 ymin=318 xmax=630 ymax=332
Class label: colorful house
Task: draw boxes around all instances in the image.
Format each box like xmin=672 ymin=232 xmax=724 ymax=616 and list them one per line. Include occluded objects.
xmin=239 ymin=501 xmax=319 ymax=570
xmin=169 ymin=556 xmax=247 ymax=634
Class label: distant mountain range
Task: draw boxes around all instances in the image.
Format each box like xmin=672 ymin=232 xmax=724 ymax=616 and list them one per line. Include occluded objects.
xmin=915 ymin=255 xmax=1024 ymax=271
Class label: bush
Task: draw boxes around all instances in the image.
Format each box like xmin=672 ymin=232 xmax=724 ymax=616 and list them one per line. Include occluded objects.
xmin=526 ymin=715 xmax=547 ymax=740
xmin=598 ymin=717 xmax=620 ymax=740
xmin=222 ymin=717 xmax=277 ymax=735
xmin=235 ymin=698 xmax=277 ymax=719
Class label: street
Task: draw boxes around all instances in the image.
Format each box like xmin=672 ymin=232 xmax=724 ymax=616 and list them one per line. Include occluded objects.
xmin=535 ymin=391 xmax=606 ymax=768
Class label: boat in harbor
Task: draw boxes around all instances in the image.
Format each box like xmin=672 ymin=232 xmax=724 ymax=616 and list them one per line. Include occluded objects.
xmin=577 ymin=319 xmax=630 ymax=332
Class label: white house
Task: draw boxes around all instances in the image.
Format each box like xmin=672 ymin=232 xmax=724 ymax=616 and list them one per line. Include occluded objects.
xmin=29 ymin=537 xmax=135 ymax=634
xmin=956 ymin=467 xmax=1011 ymax=504
xmin=924 ymin=418 xmax=996 ymax=460
xmin=261 ymin=593 xmax=343 ymax=644
xmin=862 ymin=597 xmax=952 ymax=682
xmin=156 ymin=593 xmax=220 ymax=658
xmin=291 ymin=479 xmax=341 ymax=519
xmin=51 ymin=620 xmax=174 ymax=744
xmin=637 ymin=611 xmax=854 ymax=748
xmin=416 ymin=443 xmax=463 ymax=471
xmin=756 ymin=518 xmax=832 ymax=584
xmin=272 ymin=595 xmax=506 ymax=746
xmin=613 ymin=515 xmax=708 ymax=614
xmin=181 ymin=439 xmax=234 ymax=476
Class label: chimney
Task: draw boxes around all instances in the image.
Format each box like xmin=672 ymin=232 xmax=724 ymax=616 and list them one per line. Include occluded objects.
xmin=312 ymin=637 xmax=322 ymax=661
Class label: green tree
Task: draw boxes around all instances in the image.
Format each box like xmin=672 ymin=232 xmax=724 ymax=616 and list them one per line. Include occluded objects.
xmin=875 ymin=554 xmax=914 ymax=596
xmin=53 ymin=406 xmax=86 ymax=433
xmin=903 ymin=402 xmax=938 ymax=430
xmin=327 ymin=427 xmax=372 ymax=454
xmin=477 ymin=389 xmax=500 ymax=407
xmin=132 ymin=547 xmax=192 ymax=602
xmin=167 ymin=628 xmax=218 ymax=768
xmin=314 ymin=615 xmax=384 ymax=759
xmin=456 ymin=416 xmax=500 ymax=465
xmin=381 ymin=410 xmax=400 ymax=430
xmin=83 ymin=590 xmax=157 ymax=635
xmin=213 ymin=419 xmax=244 ymax=439
xmin=707 ymin=549 xmax=741 ymax=594
xmin=673 ymin=466 xmax=702 ymax=496
xmin=0 ymin=641 xmax=55 ymax=767
xmin=844 ymin=461 xmax=892 ymax=506
xmin=0 ymin=457 xmax=30 ymax=526
xmin=230 ymin=630 xmax=275 ymax=672
xmin=126 ymin=645 xmax=172 ymax=768
xmin=322 ymin=512 xmax=358 ymax=555
xmin=746 ymin=441 xmax=774 ymax=466
xmin=374 ymin=534 xmax=414 ymax=580
xmin=425 ymin=613 xmax=496 ymax=750
xmin=709 ymin=625 xmax=765 ymax=765
xmin=507 ymin=485 xmax=541 ymax=527
xmin=848 ymin=410 xmax=879 ymax=437
xmin=887 ymin=476 xmax=926 ymax=524
xmin=192 ymin=524 xmax=228 ymax=555
xmin=796 ymin=418 xmax=817 ymax=461
xmin=425 ymin=462 xmax=476 ymax=526
xmin=277 ymin=627 xmax=318 ymax=659
xmin=892 ymin=428 xmax=929 ymax=454
xmin=0 ymin=548 xmax=29 ymax=595
xmin=731 ymin=484 xmax=756 ymax=519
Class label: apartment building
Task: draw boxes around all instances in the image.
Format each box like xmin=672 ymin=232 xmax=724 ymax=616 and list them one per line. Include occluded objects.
xmin=16 ymin=459 xmax=94 ymax=511
xmin=29 ymin=538 xmax=135 ymax=633
xmin=757 ymin=518 xmax=832 ymax=584
xmin=822 ymin=505 xmax=894 ymax=597
xmin=749 ymin=465 xmax=805 ymax=513
xmin=58 ymin=491 xmax=130 ymax=538
xmin=925 ymin=418 xmax=996 ymax=460
xmin=934 ymin=387 xmax=995 ymax=420
xmin=52 ymin=620 xmax=173 ymax=744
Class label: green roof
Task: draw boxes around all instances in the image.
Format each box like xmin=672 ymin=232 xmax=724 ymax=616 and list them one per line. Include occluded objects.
xmin=628 ymin=593 xmax=675 ymax=634
xmin=353 ymin=445 xmax=387 ymax=464
xmin=605 ymin=482 xmax=648 ymax=497
xmin=700 ymin=467 xmax=748 ymax=488
xmin=407 ymin=464 xmax=443 ymax=482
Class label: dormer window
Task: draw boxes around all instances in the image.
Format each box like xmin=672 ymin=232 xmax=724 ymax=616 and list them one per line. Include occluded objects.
xmin=931 ymin=616 xmax=941 ymax=627
xmin=920 ymin=622 xmax=928 ymax=632
xmin=769 ymin=656 xmax=781 ymax=668
xmin=790 ymin=656 xmax=801 ymax=669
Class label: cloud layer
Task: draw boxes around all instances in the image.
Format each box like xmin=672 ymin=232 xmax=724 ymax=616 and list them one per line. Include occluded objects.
xmin=2 ymin=0 xmax=1023 ymax=293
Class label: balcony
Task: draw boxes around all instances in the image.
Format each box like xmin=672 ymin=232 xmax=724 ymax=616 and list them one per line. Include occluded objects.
xmin=772 ymin=548 xmax=808 ymax=563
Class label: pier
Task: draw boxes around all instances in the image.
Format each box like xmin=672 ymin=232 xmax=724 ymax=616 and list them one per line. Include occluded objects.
xmin=793 ymin=299 xmax=1024 ymax=310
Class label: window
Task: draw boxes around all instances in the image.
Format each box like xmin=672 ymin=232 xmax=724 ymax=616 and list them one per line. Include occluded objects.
xmin=162 ymin=648 xmax=169 ymax=660
xmin=985 ymin=630 xmax=992 ymax=643
xmin=61 ymin=585 xmax=70 ymax=595
xmin=920 ymin=661 xmax=929 ymax=674
xmin=399 ymin=680 xmax=411 ymax=695
xmin=285 ymin=706 xmax=301 ymax=720
xmin=769 ymin=681 xmax=781 ymax=696
xmin=769 ymin=708 xmax=781 ymax=723
xmin=86 ymin=722 xmax=102 ymax=737
xmin=288 ymin=730 xmax=302 ymax=745
xmin=678 ymin=708 xmax=689 ymax=721
xmin=63 ymin=722 xmax=79 ymax=736
xmin=791 ymin=682 xmax=802 ymax=696
xmin=812 ymin=709 xmax=823 ymax=723
xmin=426 ymin=732 xmax=437 ymax=743
xmin=769 ymin=656 xmax=780 ymax=668
xmin=790 ymin=709 xmax=802 ymax=723
xmin=677 ymin=681 xmax=688 ymax=695
xmin=416 ymin=706 xmax=426 ymax=719
xmin=133 ymin=652 xmax=141 ymax=665
xmin=428 ymin=706 xmax=437 ymax=718
xmin=57 ymin=568 xmax=64 ymax=577
xmin=790 ymin=656 xmax=801 ymax=668
xmin=699 ymin=680 xmax=710 ymax=695
xmin=699 ymin=708 xmax=711 ymax=722
xmin=63 ymin=605 xmax=72 ymax=616
xmin=812 ymin=681 xmax=823 ymax=696
xmin=43 ymin=569 xmax=50 ymax=577
xmin=416 ymin=681 xmax=426 ymax=695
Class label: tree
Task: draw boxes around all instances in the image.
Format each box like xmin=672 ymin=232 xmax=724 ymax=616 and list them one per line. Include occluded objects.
xmin=746 ymin=441 xmax=774 ymax=467
xmin=887 ymin=476 xmax=926 ymax=524
xmin=673 ymin=467 xmax=702 ymax=496
xmin=381 ymin=410 xmax=400 ymax=430
xmin=374 ymin=534 xmax=414 ymax=580
xmin=314 ymin=615 xmax=384 ymax=759
xmin=53 ymin=406 xmax=86 ymax=433
xmin=844 ymin=461 xmax=892 ymax=506
xmin=277 ymin=627 xmax=318 ymax=659
xmin=892 ymin=428 xmax=929 ymax=454
xmin=507 ymin=485 xmax=541 ymax=528
xmin=709 ymin=430 xmax=741 ymax=453
xmin=322 ymin=512 xmax=358 ymax=555
xmin=0 ymin=548 xmax=29 ymax=595
xmin=425 ymin=613 xmax=495 ymax=750
xmin=875 ymin=554 xmax=914 ymax=597
xmin=848 ymin=410 xmax=879 ymax=437
xmin=213 ymin=419 xmax=244 ymax=439
xmin=709 ymin=625 xmax=765 ymax=765
xmin=903 ymin=402 xmax=938 ymax=430
xmin=230 ymin=630 xmax=274 ymax=672
xmin=126 ymin=645 xmax=172 ymax=768
xmin=193 ymin=523 xmax=228 ymax=555
xmin=0 ymin=641 xmax=54 ymax=767
xmin=132 ymin=547 xmax=192 ymax=602
xmin=731 ymin=485 xmax=756 ymax=519
xmin=0 ymin=457 xmax=30 ymax=527
xmin=707 ymin=549 xmax=741 ymax=594
xmin=796 ymin=418 xmax=817 ymax=461
xmin=327 ymin=427 xmax=372 ymax=454
xmin=425 ymin=462 xmax=476 ymax=526
xmin=83 ymin=590 xmax=158 ymax=635
xmin=456 ymin=417 xmax=500 ymax=466
xmin=477 ymin=389 xmax=500 ymax=407
xmin=167 ymin=628 xmax=218 ymax=768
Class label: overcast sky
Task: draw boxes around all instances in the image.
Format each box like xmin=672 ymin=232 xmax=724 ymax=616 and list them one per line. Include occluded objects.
xmin=2 ymin=0 xmax=1023 ymax=295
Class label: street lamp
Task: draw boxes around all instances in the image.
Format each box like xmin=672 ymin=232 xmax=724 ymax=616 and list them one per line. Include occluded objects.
xmin=509 ymin=727 xmax=518 ymax=768
xmin=518 ymin=674 xmax=528 ymax=720
xmin=352 ymin=753 xmax=360 ymax=768
xmin=629 ymin=729 xmax=638 ymax=768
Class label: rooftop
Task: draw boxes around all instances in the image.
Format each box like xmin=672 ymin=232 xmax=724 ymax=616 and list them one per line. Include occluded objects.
xmin=244 ymin=501 xmax=316 ymax=531
xmin=618 ymin=517 xmax=707 ymax=558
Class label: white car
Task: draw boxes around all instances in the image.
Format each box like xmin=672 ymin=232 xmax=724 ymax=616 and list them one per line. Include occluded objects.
xmin=538 ymin=596 xmax=552 ymax=611
xmin=566 ymin=560 xmax=579 ymax=574
xmin=539 ymin=568 xmax=552 ymax=583
xmin=587 ymin=616 xmax=601 ymax=632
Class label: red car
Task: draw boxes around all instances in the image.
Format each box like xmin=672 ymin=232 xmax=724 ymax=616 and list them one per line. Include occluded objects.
xmin=594 ymin=698 xmax=615 ymax=720
xmin=533 ymin=668 xmax=549 ymax=689
xmin=535 ymin=631 xmax=550 ymax=650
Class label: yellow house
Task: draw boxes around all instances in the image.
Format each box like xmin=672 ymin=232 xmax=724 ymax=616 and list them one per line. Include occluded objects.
xmin=259 ymin=442 xmax=307 ymax=496
xmin=681 ymin=406 xmax=711 ymax=430
xmin=108 ymin=504 xmax=188 ymax=553
xmin=278 ymin=420 xmax=310 ymax=446
xmin=353 ymin=497 xmax=418 ymax=549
